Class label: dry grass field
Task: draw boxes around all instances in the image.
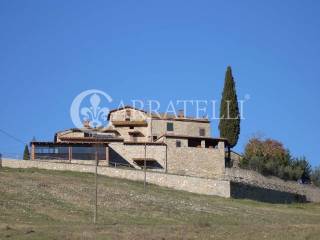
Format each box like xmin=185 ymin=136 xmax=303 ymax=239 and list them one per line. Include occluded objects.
xmin=1 ymin=167 xmax=320 ymax=240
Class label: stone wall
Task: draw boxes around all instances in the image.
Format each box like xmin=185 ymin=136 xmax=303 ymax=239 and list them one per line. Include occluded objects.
xmin=165 ymin=138 xmax=225 ymax=178
xmin=109 ymin=108 xmax=147 ymax=122
xmin=3 ymin=159 xmax=320 ymax=202
xmin=230 ymin=182 xmax=306 ymax=203
xmin=225 ymin=168 xmax=320 ymax=202
xmin=44 ymin=159 xmax=110 ymax=166
xmin=151 ymin=119 xmax=211 ymax=139
xmin=109 ymin=138 xmax=226 ymax=179
xmin=1 ymin=159 xmax=230 ymax=198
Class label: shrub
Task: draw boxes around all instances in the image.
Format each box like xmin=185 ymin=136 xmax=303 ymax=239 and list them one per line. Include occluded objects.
xmin=240 ymin=137 xmax=311 ymax=182
xmin=311 ymin=167 xmax=320 ymax=187
xmin=23 ymin=144 xmax=30 ymax=160
xmin=290 ymin=157 xmax=311 ymax=183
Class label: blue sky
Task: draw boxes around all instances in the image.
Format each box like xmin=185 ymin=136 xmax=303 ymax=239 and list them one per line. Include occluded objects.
xmin=0 ymin=0 xmax=319 ymax=165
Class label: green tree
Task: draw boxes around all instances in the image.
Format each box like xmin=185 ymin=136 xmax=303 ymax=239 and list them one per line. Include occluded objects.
xmin=311 ymin=166 xmax=320 ymax=187
xmin=291 ymin=157 xmax=311 ymax=182
xmin=241 ymin=137 xmax=291 ymax=177
xmin=241 ymin=136 xmax=313 ymax=182
xmin=219 ymin=66 xmax=240 ymax=148
xmin=23 ymin=144 xmax=30 ymax=160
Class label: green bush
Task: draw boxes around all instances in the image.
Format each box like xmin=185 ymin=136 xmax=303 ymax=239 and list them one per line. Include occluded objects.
xmin=311 ymin=167 xmax=320 ymax=187
xmin=290 ymin=157 xmax=311 ymax=182
xmin=240 ymin=137 xmax=311 ymax=182
xmin=23 ymin=144 xmax=30 ymax=160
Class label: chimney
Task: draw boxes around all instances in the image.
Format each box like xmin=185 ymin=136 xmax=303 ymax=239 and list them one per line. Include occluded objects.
xmin=83 ymin=120 xmax=90 ymax=128
xmin=178 ymin=110 xmax=184 ymax=118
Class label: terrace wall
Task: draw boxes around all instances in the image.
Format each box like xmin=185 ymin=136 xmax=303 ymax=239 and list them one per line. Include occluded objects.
xmin=225 ymin=168 xmax=320 ymax=202
xmin=1 ymin=159 xmax=230 ymax=198
xmin=3 ymin=159 xmax=320 ymax=203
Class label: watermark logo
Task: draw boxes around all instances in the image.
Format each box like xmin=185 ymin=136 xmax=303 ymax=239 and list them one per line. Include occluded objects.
xmin=70 ymin=89 xmax=113 ymax=128
xmin=70 ymin=89 xmax=250 ymax=128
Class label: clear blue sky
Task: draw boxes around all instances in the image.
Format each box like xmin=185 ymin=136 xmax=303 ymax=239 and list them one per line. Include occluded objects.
xmin=0 ymin=0 xmax=319 ymax=165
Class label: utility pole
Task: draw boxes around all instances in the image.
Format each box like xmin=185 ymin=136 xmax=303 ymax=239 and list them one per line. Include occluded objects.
xmin=93 ymin=144 xmax=98 ymax=224
xmin=144 ymin=143 xmax=146 ymax=193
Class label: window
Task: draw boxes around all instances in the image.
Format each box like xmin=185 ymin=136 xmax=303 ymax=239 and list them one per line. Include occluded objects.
xmin=130 ymin=126 xmax=134 ymax=129
xmin=167 ymin=122 xmax=174 ymax=131
xmin=176 ymin=140 xmax=181 ymax=147
xmin=131 ymin=136 xmax=137 ymax=142
xmin=153 ymin=136 xmax=158 ymax=142
xmin=199 ymin=128 xmax=205 ymax=136
xmin=84 ymin=132 xmax=92 ymax=137
xmin=125 ymin=110 xmax=131 ymax=121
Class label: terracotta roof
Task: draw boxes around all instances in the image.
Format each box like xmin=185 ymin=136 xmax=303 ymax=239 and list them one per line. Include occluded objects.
xmin=128 ymin=130 xmax=144 ymax=136
xmin=123 ymin=141 xmax=166 ymax=146
xmin=100 ymin=126 xmax=120 ymax=134
xmin=158 ymin=134 xmax=229 ymax=143
xmin=107 ymin=105 xmax=210 ymax=123
xmin=56 ymin=127 xmax=120 ymax=135
xmin=31 ymin=141 xmax=110 ymax=146
xmin=149 ymin=113 xmax=210 ymax=123
xmin=58 ymin=136 xmax=124 ymax=143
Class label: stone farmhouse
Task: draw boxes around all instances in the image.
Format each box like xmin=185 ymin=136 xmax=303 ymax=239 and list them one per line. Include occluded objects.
xmin=16 ymin=105 xmax=319 ymax=203
xmin=31 ymin=106 xmax=227 ymax=178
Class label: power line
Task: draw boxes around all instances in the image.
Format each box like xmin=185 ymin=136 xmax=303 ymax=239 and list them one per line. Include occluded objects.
xmin=0 ymin=128 xmax=26 ymax=145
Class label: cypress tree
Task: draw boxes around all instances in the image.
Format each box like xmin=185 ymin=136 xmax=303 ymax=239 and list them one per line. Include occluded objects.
xmin=219 ymin=66 xmax=240 ymax=148
xmin=23 ymin=144 xmax=30 ymax=160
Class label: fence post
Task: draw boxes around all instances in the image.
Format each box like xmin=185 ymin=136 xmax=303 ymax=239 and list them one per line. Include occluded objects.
xmin=68 ymin=146 xmax=72 ymax=163
xmin=144 ymin=143 xmax=147 ymax=193
xmin=165 ymin=145 xmax=168 ymax=173
xmin=105 ymin=145 xmax=109 ymax=167
xmin=93 ymin=144 xmax=98 ymax=224
xmin=0 ymin=153 xmax=2 ymax=168
xmin=31 ymin=143 xmax=35 ymax=160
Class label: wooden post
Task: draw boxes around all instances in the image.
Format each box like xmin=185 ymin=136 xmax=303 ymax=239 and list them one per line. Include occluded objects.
xmin=105 ymin=145 xmax=109 ymax=166
xmin=31 ymin=143 xmax=35 ymax=160
xmin=165 ymin=145 xmax=168 ymax=173
xmin=144 ymin=143 xmax=147 ymax=193
xmin=68 ymin=146 xmax=72 ymax=163
xmin=93 ymin=145 xmax=98 ymax=224
xmin=0 ymin=153 xmax=2 ymax=168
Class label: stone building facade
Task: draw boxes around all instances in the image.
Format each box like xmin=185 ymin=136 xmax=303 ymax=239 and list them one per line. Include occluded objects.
xmin=31 ymin=106 xmax=227 ymax=178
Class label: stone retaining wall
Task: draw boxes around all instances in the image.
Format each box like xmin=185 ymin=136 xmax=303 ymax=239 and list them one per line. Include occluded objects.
xmin=1 ymin=159 xmax=230 ymax=198
xmin=225 ymin=168 xmax=320 ymax=202
xmin=2 ymin=159 xmax=320 ymax=202
xmin=230 ymin=182 xmax=306 ymax=203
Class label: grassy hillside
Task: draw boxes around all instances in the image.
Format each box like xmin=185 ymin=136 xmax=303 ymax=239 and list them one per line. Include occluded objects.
xmin=0 ymin=167 xmax=320 ymax=240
